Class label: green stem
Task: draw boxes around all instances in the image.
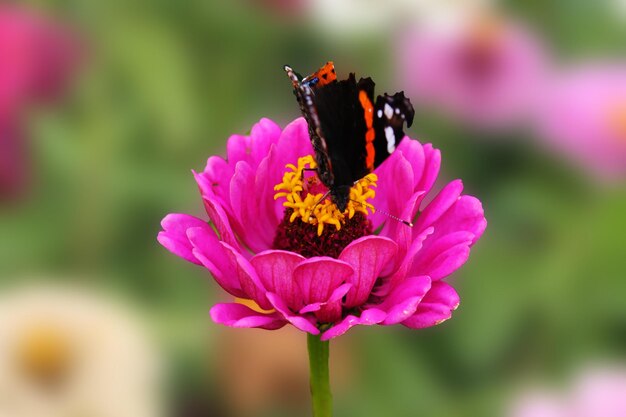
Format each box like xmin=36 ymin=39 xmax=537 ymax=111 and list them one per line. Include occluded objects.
xmin=307 ymin=333 xmax=332 ymax=417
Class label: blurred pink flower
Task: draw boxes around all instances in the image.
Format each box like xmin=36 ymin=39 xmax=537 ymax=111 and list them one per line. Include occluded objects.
xmin=158 ymin=117 xmax=486 ymax=340
xmin=534 ymin=65 xmax=626 ymax=179
xmin=397 ymin=17 xmax=548 ymax=130
xmin=0 ymin=5 xmax=79 ymax=199
xmin=0 ymin=117 xmax=27 ymax=201
xmin=509 ymin=366 xmax=626 ymax=417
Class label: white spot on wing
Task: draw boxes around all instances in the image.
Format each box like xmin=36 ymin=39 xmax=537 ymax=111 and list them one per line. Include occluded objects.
xmin=384 ymin=103 xmax=394 ymax=119
xmin=395 ymin=108 xmax=400 ymax=114
xmin=377 ymin=109 xmax=383 ymax=118
xmin=384 ymin=126 xmax=396 ymax=153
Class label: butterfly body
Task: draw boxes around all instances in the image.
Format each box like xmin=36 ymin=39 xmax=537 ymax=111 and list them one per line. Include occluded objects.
xmin=284 ymin=62 xmax=414 ymax=212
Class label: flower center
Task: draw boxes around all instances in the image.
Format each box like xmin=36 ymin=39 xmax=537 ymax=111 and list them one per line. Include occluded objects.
xmin=273 ymin=155 xmax=376 ymax=258
xmin=15 ymin=322 xmax=73 ymax=389
xmin=458 ymin=17 xmax=504 ymax=83
xmin=606 ymin=101 xmax=626 ymax=143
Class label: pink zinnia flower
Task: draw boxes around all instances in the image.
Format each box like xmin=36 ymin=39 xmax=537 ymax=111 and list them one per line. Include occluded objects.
xmin=0 ymin=5 xmax=79 ymax=200
xmin=158 ymin=117 xmax=486 ymax=340
xmin=397 ymin=17 xmax=547 ymax=130
xmin=509 ymin=365 xmax=626 ymax=417
xmin=533 ymin=64 xmax=626 ymax=179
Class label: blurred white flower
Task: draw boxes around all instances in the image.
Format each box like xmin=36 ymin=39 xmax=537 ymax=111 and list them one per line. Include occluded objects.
xmin=308 ymin=0 xmax=497 ymax=36
xmin=0 ymin=285 xmax=163 ymax=417
xmin=509 ymin=364 xmax=626 ymax=417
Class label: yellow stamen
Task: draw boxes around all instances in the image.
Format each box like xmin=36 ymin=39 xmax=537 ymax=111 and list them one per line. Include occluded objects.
xmin=273 ymin=155 xmax=378 ymax=236
xmin=235 ymin=298 xmax=276 ymax=314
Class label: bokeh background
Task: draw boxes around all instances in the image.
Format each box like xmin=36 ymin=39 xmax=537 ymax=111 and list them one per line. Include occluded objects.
xmin=1 ymin=0 xmax=626 ymax=416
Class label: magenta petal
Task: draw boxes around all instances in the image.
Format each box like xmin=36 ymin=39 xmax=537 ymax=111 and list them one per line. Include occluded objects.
xmin=382 ymin=226 xmax=434 ymax=296
xmin=378 ymin=276 xmax=432 ymax=325
xmin=266 ymin=292 xmax=320 ymax=335
xmin=226 ymin=118 xmax=280 ymax=168
xmin=432 ymin=195 xmax=487 ymax=243
xmin=229 ymin=161 xmax=274 ymax=252
xmin=201 ymin=156 xmax=233 ymax=213
xmin=293 ymin=257 xmax=353 ymax=306
xmin=371 ymin=151 xmax=414 ymax=232
xmin=339 ymin=236 xmax=397 ymax=308
xmin=210 ymin=303 xmax=286 ymax=330
xmin=193 ymin=170 xmax=243 ymax=252
xmin=413 ymin=179 xmax=464 ymax=232
xmin=187 ymin=227 xmax=266 ymax=303
xmin=320 ymin=308 xmax=386 ymax=341
xmin=402 ymin=282 xmax=460 ymax=329
xmin=416 ymin=144 xmax=441 ymax=195
xmin=409 ymin=231 xmax=475 ymax=280
xmin=300 ymin=282 xmax=352 ymax=323
xmin=157 ymin=213 xmax=210 ymax=265
xmin=251 ymin=250 xmax=306 ymax=310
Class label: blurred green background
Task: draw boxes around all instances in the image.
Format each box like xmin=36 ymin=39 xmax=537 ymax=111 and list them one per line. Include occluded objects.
xmin=1 ymin=1 xmax=625 ymax=416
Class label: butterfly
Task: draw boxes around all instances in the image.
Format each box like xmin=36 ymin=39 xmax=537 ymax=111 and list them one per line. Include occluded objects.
xmin=284 ymin=61 xmax=415 ymax=213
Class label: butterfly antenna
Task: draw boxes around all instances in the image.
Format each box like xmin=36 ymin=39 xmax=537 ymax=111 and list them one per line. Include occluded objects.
xmin=308 ymin=190 xmax=331 ymax=222
xmin=349 ymin=199 xmax=414 ymax=227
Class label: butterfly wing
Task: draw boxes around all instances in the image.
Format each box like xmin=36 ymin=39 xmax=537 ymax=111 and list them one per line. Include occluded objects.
xmin=284 ymin=64 xmax=335 ymax=188
xmin=309 ymin=73 xmax=372 ymax=188
xmin=372 ymin=92 xmax=415 ymax=167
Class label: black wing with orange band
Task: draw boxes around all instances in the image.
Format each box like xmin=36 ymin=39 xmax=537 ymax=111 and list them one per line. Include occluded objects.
xmin=284 ymin=62 xmax=414 ymax=189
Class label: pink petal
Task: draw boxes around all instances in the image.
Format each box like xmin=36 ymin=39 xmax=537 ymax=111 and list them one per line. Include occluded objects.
xmin=251 ymin=250 xmax=306 ymax=310
xmin=294 ymin=257 xmax=353 ymax=305
xmin=210 ymin=303 xmax=286 ymax=330
xmin=431 ymin=195 xmax=487 ymax=243
xmin=371 ymin=151 xmax=414 ymax=232
xmin=320 ymin=308 xmax=386 ymax=341
xmin=157 ymin=213 xmax=210 ymax=265
xmin=409 ymin=231 xmax=475 ymax=281
xmin=381 ymin=227 xmax=434 ymax=296
xmin=378 ymin=275 xmax=432 ymax=325
xmin=413 ymin=179 xmax=464 ymax=233
xmin=415 ymin=143 xmax=441 ymax=195
xmin=229 ymin=161 xmax=274 ymax=252
xmin=187 ymin=227 xmax=270 ymax=305
xmin=300 ymin=283 xmax=352 ymax=314
xmin=265 ymin=118 xmax=314 ymax=214
xmin=402 ymin=282 xmax=460 ymax=329
xmin=339 ymin=236 xmax=397 ymax=308
xmin=226 ymin=118 xmax=280 ymax=168
xmin=200 ymin=156 xmax=233 ymax=216
xmin=266 ymin=292 xmax=320 ymax=335
xmin=409 ymin=195 xmax=486 ymax=280
xmin=300 ymin=283 xmax=352 ymax=323
xmin=194 ymin=171 xmax=243 ymax=253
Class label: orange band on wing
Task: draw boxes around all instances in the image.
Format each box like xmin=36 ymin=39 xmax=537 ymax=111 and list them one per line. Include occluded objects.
xmin=359 ymin=90 xmax=375 ymax=170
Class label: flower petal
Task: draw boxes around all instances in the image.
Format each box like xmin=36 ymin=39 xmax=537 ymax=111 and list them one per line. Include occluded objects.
xmin=300 ymin=283 xmax=352 ymax=323
xmin=378 ymin=275 xmax=432 ymax=325
xmin=229 ymin=160 xmax=275 ymax=252
xmin=339 ymin=236 xmax=397 ymax=308
xmin=157 ymin=213 xmax=211 ymax=265
xmin=409 ymin=231 xmax=474 ymax=280
xmin=266 ymin=292 xmax=320 ymax=335
xmin=402 ymin=281 xmax=460 ymax=329
xmin=320 ymin=308 xmax=386 ymax=341
xmin=188 ymin=227 xmax=274 ymax=306
xmin=210 ymin=303 xmax=286 ymax=330
xmin=410 ymin=195 xmax=486 ymax=280
xmin=294 ymin=257 xmax=353 ymax=306
xmin=413 ymin=179 xmax=464 ymax=234
xmin=226 ymin=118 xmax=280 ymax=168
xmin=194 ymin=170 xmax=244 ymax=253
xmin=251 ymin=250 xmax=306 ymax=310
